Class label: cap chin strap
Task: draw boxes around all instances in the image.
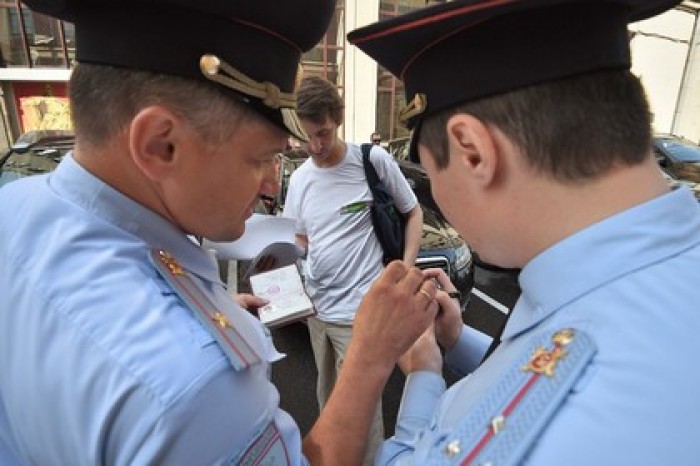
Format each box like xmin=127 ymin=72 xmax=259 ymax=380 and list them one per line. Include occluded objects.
xmin=282 ymin=107 xmax=308 ymax=141
xmin=199 ymin=53 xmax=309 ymax=141
xmin=199 ymin=54 xmax=296 ymax=110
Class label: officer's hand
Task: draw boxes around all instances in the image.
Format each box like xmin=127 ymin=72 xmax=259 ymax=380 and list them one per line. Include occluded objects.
xmin=352 ymin=260 xmax=439 ymax=369
xmin=398 ymin=324 xmax=443 ymax=375
xmin=422 ymin=268 xmax=463 ymax=350
xmin=232 ymin=293 xmax=269 ymax=317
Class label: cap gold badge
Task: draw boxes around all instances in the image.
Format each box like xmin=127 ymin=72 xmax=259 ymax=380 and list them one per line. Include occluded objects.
xmin=398 ymin=93 xmax=427 ymax=125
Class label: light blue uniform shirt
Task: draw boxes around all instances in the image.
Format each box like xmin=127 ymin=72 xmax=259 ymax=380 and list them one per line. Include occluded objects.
xmin=0 ymin=155 xmax=307 ymax=465
xmin=379 ymin=187 xmax=700 ymax=465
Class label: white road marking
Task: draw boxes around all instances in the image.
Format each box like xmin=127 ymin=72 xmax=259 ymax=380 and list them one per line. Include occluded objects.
xmin=471 ymin=288 xmax=511 ymax=315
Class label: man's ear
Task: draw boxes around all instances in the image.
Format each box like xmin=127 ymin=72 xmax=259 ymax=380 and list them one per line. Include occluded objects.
xmin=128 ymin=106 xmax=181 ymax=181
xmin=445 ymin=114 xmax=498 ymax=187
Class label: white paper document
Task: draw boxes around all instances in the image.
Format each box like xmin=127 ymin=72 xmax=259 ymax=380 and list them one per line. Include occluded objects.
xmin=204 ymin=214 xmax=297 ymax=261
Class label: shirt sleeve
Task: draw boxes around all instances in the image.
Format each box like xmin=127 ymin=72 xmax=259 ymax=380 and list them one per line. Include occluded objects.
xmin=282 ymin=171 xmax=306 ymax=235
xmin=444 ymin=324 xmax=493 ymax=377
xmin=375 ymin=328 xmax=492 ymax=465
xmin=375 ymin=371 xmax=446 ymax=465
xmin=108 ymin=364 xmax=309 ymax=466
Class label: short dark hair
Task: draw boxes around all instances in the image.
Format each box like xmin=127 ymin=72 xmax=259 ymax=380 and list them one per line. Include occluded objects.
xmin=420 ymin=69 xmax=652 ymax=182
xmin=295 ymin=76 xmax=344 ymax=125
xmin=69 ymin=63 xmax=258 ymax=148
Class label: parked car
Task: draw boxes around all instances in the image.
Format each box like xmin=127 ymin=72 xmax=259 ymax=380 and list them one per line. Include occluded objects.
xmin=0 ymin=130 xmax=74 ymax=188
xmin=659 ymin=165 xmax=700 ymax=201
xmin=387 ymin=136 xmax=411 ymax=161
xmin=276 ymin=147 xmax=475 ymax=308
xmin=653 ymin=134 xmax=700 ymax=184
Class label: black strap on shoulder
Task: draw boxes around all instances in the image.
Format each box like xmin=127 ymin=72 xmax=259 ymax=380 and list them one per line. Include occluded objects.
xmin=361 ymin=143 xmax=381 ymax=187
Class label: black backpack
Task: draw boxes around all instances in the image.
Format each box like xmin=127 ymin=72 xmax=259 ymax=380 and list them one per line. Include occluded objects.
xmin=361 ymin=143 xmax=406 ymax=265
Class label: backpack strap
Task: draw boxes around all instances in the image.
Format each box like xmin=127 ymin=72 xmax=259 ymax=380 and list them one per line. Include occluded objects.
xmin=149 ymin=249 xmax=261 ymax=371
xmin=361 ymin=143 xmax=381 ymax=187
xmin=430 ymin=327 xmax=597 ymax=466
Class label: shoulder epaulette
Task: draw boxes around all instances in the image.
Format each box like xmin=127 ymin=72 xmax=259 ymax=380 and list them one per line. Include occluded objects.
xmin=430 ymin=328 xmax=597 ymax=466
xmin=150 ymin=249 xmax=261 ymax=371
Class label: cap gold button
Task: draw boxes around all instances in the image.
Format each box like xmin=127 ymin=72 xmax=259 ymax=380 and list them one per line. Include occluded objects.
xmin=200 ymin=54 xmax=221 ymax=75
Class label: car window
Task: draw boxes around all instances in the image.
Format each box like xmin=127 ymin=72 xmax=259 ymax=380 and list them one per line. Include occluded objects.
xmin=657 ymin=139 xmax=700 ymax=163
xmin=0 ymin=131 xmax=74 ymax=184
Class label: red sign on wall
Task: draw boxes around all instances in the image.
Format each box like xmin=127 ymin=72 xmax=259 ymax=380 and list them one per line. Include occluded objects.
xmin=12 ymin=81 xmax=71 ymax=133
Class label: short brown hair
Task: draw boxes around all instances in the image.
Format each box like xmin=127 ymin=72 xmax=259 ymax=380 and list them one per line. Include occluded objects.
xmin=295 ymin=76 xmax=344 ymax=125
xmin=420 ymin=69 xmax=652 ymax=182
xmin=69 ymin=63 xmax=258 ymax=148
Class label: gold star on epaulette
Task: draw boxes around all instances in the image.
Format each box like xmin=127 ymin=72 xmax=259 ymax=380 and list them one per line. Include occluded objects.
xmin=158 ymin=250 xmax=184 ymax=275
xmin=552 ymin=328 xmax=575 ymax=346
xmin=212 ymin=311 xmax=231 ymax=329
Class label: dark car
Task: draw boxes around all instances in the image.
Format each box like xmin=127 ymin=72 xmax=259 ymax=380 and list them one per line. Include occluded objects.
xmin=659 ymin=166 xmax=700 ymax=201
xmin=0 ymin=130 xmax=74 ymax=188
xmin=654 ymin=134 xmax=700 ymax=184
xmin=387 ymin=136 xmax=411 ymax=162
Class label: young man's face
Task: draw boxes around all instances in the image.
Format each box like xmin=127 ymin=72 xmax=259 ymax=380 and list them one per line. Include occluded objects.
xmin=299 ymin=115 xmax=342 ymax=164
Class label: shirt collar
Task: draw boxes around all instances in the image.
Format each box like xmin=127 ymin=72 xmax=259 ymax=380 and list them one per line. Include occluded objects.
xmin=502 ymin=187 xmax=700 ymax=340
xmin=49 ymin=153 xmax=222 ymax=284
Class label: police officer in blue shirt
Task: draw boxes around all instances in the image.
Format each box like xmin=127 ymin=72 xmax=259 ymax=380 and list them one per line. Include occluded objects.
xmin=0 ymin=1 xmax=441 ymax=464
xmin=349 ymin=0 xmax=700 ymax=464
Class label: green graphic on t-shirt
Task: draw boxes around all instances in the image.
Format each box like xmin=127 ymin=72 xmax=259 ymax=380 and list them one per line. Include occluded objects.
xmin=340 ymin=201 xmax=370 ymax=214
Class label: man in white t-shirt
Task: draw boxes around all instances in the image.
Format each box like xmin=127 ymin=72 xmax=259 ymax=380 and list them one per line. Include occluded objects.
xmin=283 ymin=76 xmax=423 ymax=465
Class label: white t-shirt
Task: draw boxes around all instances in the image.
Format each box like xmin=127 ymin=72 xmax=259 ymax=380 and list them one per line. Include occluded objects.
xmin=283 ymin=143 xmax=417 ymax=324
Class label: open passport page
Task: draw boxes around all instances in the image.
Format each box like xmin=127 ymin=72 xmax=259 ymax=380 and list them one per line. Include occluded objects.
xmin=248 ymin=263 xmax=315 ymax=328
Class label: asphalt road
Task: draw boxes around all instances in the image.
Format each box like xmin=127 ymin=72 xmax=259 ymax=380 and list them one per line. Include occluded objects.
xmin=270 ymin=262 xmax=522 ymax=437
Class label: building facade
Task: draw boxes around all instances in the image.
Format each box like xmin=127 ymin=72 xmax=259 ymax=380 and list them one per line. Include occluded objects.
xmin=1 ymin=0 xmax=699 ymax=153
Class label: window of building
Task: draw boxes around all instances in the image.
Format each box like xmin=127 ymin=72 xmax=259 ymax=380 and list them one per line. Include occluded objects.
xmin=0 ymin=1 xmax=28 ymax=67
xmin=298 ymin=0 xmax=344 ymax=138
xmin=0 ymin=1 xmax=72 ymax=68
xmin=301 ymin=0 xmax=345 ymax=93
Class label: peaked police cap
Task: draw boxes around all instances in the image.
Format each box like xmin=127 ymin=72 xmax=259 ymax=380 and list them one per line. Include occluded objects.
xmin=348 ymin=0 xmax=681 ymax=162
